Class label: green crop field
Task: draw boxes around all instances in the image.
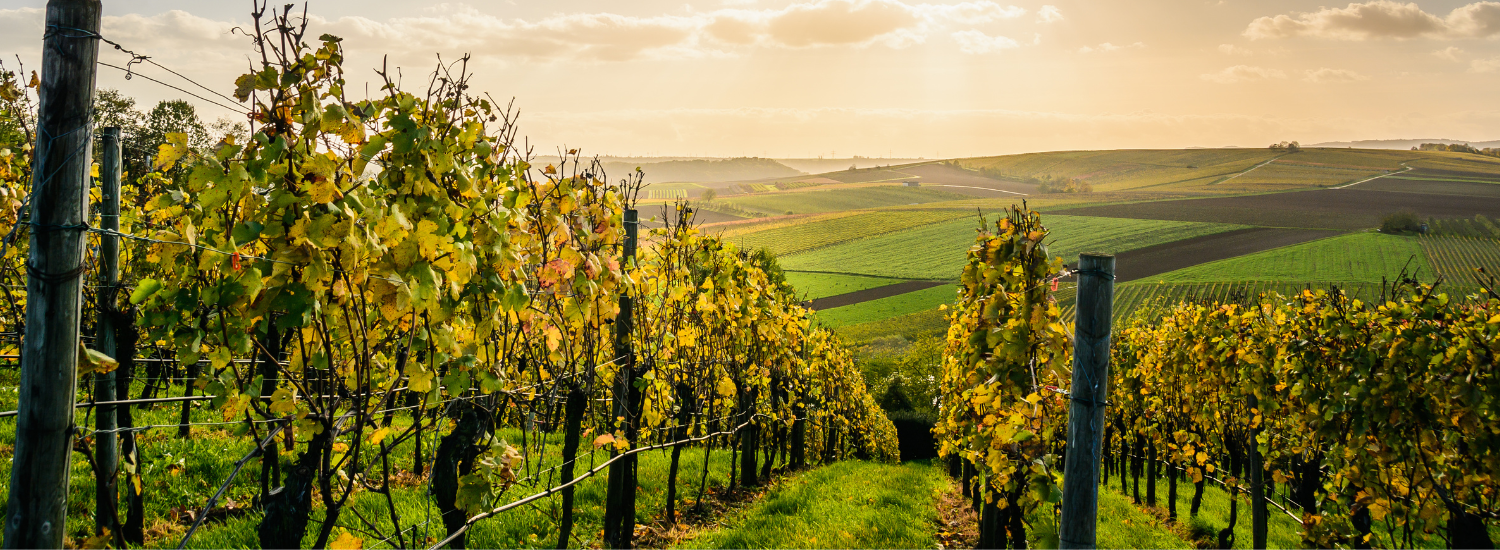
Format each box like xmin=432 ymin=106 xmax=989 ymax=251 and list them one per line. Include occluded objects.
xmin=727 ymin=210 xmax=971 ymax=256
xmin=1148 ymin=232 xmax=1429 ymax=285
xmin=1420 ymin=235 xmax=1500 ymax=288
xmin=784 ymin=272 xmax=907 ymax=301
xmin=813 ymin=285 xmax=959 ymax=328
xmin=781 ymin=215 xmax=1246 ymax=281
xmin=1059 ymin=280 xmax=1395 ymax=324
xmin=833 ymin=308 xmax=949 ymax=345
xmin=718 ymin=187 xmax=969 ymax=217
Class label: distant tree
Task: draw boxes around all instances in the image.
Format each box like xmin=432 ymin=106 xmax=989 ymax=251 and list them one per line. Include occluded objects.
xmin=1381 ymin=211 xmax=1422 ymax=234
xmin=878 ymin=376 xmax=916 ymax=413
xmin=699 ymin=188 xmax=717 ymax=202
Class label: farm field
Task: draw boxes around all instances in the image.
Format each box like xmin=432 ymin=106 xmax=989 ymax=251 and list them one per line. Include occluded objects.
xmin=717 ymin=186 xmax=969 ymax=217
xmin=812 ymin=284 xmax=959 ymax=328
xmin=808 ymin=281 xmax=947 ymax=310
xmin=1111 ymin=228 xmax=1340 ymax=282
xmin=1420 ymin=235 xmax=1500 ymax=288
xmin=1146 ymin=232 xmax=1430 ymax=285
xmin=1054 ymin=188 xmax=1500 ymax=230
xmin=1056 ymin=280 xmax=1399 ymax=324
xmin=725 ymin=209 xmax=971 ymax=257
xmin=783 ymin=272 xmax=907 ymax=301
xmin=780 ymin=215 xmax=1245 ymax=281
xmin=832 ymin=308 xmax=948 ymax=345
xmin=1360 ymin=177 xmax=1500 ymax=198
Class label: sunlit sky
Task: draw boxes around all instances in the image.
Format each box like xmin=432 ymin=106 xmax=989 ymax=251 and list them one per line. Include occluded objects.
xmin=2 ymin=1 xmax=1498 ymax=157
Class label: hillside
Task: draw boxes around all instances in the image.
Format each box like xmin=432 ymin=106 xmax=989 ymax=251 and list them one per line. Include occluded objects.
xmin=1310 ymin=138 xmax=1500 ymax=150
xmin=602 ymin=157 xmax=802 ymax=184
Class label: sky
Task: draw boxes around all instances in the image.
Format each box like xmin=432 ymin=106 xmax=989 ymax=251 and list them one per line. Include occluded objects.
xmin=1 ymin=0 xmax=1498 ymax=158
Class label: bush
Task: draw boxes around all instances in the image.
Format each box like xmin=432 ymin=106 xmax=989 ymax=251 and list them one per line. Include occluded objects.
xmin=1381 ymin=211 xmax=1422 ymax=234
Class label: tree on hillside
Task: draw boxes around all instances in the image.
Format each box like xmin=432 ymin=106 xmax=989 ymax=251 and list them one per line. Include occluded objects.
xmin=699 ymin=188 xmax=716 ymax=202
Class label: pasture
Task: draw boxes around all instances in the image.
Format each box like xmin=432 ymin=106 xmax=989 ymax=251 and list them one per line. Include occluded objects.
xmin=779 ymin=215 xmax=1244 ymax=281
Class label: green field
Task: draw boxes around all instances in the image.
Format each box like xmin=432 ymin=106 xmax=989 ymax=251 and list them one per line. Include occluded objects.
xmin=813 ymin=285 xmax=959 ymax=328
xmin=1420 ymin=235 xmax=1500 ymax=288
xmin=784 ymin=272 xmax=906 ymax=301
xmin=781 ymin=215 xmax=1245 ymax=281
xmin=684 ymin=460 xmax=947 ymax=549
xmin=1149 ymin=232 xmax=1429 ymax=285
xmin=833 ymin=309 xmax=948 ymax=345
xmin=718 ymin=187 xmax=968 ymax=217
xmin=728 ymin=210 xmax=970 ymax=257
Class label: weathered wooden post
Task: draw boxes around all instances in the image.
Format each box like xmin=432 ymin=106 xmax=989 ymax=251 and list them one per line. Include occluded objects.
xmin=94 ymin=126 xmax=122 ymax=539
xmin=603 ymin=208 xmax=638 ymax=549
xmin=4 ymin=0 xmax=102 ymax=547
xmin=1058 ymin=253 xmax=1115 ymax=549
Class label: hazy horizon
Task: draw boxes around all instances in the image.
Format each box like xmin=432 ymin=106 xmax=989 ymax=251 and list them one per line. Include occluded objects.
xmin=3 ymin=0 xmax=1498 ymax=157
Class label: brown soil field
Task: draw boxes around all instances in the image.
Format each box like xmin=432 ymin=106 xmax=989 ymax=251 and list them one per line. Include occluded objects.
xmin=807 ymin=281 xmax=946 ymax=310
xmin=1054 ymin=189 xmax=1500 ymax=230
xmin=637 ymin=204 xmax=746 ymax=228
xmin=1110 ymin=228 xmax=1341 ymax=282
xmin=1360 ymin=178 xmax=1500 ymax=198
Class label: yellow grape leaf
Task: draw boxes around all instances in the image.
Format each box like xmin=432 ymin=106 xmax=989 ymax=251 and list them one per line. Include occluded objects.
xmin=77 ymin=343 xmax=119 ymax=377
xmin=330 ymin=531 xmax=364 ymax=550
xmin=308 ymin=177 xmax=341 ymax=204
xmin=592 ymin=433 xmax=615 ymax=448
xmin=153 ymin=132 xmax=190 ymax=171
xmin=407 ymin=366 xmax=435 ymax=393
xmin=269 ymin=388 xmax=297 ymax=415
xmin=90 ymin=163 xmax=99 ymax=178
xmin=370 ymin=427 xmax=391 ymax=446
xmin=28 ymin=71 xmax=39 ymax=89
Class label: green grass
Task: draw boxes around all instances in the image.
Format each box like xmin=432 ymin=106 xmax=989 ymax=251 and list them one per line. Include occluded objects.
xmin=727 ymin=210 xmax=970 ymax=257
xmin=813 ymin=285 xmax=959 ymax=329
xmin=784 ymin=272 xmax=905 ymax=301
xmin=683 ymin=460 xmax=946 ymax=549
xmin=781 ymin=215 xmax=1245 ymax=281
xmin=720 ymin=187 xmax=969 ymax=217
xmin=833 ymin=309 xmax=948 ymax=346
xmin=1151 ymin=232 xmax=1430 ymax=285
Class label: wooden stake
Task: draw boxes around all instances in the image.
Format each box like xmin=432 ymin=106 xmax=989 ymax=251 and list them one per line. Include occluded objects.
xmin=4 ymin=1 xmax=102 ymax=547
xmin=1058 ymin=253 xmax=1115 ymax=550
xmin=94 ymin=126 xmax=122 ymax=538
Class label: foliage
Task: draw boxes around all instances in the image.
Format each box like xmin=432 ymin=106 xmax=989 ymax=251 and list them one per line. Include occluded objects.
xmin=1380 ymin=211 xmax=1423 ymax=234
xmin=934 ymin=205 xmax=1071 ymax=545
xmin=1113 ymin=284 xmax=1500 ymax=548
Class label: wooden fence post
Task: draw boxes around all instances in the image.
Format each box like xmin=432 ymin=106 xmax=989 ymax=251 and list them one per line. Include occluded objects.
xmin=603 ymin=208 xmax=638 ymax=549
xmin=3 ymin=1 xmax=102 ymax=547
xmin=94 ymin=126 xmax=122 ymax=539
xmin=1058 ymin=253 xmax=1115 ymax=550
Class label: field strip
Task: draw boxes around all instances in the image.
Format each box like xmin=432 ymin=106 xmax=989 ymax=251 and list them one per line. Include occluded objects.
xmin=1331 ymin=163 xmax=1412 ymax=189
xmin=1211 ymin=155 xmax=1285 ymax=185
xmin=808 ymin=280 xmax=947 ymax=310
xmin=923 ymin=184 xmax=1028 ymax=196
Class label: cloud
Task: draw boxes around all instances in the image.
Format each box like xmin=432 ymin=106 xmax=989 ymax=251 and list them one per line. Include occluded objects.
xmin=1078 ymin=42 xmax=1144 ymax=54
xmin=952 ymin=30 xmax=1020 ymax=54
xmin=1473 ymin=57 xmax=1500 ymax=71
xmin=1218 ymin=44 xmax=1253 ymax=55
xmin=1201 ymin=65 xmax=1288 ymax=83
xmin=1244 ymin=1 xmax=1500 ymax=40
xmin=1433 ymin=46 xmax=1466 ymax=60
xmin=702 ymin=0 xmax=1028 ymax=48
xmin=1304 ymin=67 xmax=1371 ymax=82
xmin=1036 ymin=5 xmax=1064 ymax=23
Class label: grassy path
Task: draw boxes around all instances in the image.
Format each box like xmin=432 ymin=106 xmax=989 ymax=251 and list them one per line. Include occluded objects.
xmin=680 ymin=460 xmax=947 ymax=549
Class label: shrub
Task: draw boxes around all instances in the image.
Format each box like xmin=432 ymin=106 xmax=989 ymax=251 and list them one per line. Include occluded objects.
xmin=1381 ymin=211 xmax=1422 ymax=234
